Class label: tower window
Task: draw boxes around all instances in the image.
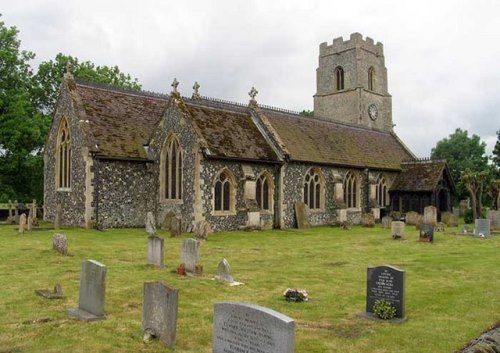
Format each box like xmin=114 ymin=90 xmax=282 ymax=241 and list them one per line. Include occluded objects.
xmin=335 ymin=66 xmax=344 ymax=91
xmin=368 ymin=66 xmax=375 ymax=91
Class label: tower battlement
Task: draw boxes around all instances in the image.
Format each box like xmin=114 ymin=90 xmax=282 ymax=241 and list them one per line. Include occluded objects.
xmin=319 ymin=32 xmax=384 ymax=57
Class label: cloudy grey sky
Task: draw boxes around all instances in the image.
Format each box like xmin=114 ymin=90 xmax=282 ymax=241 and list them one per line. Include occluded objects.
xmin=3 ymin=0 xmax=499 ymax=157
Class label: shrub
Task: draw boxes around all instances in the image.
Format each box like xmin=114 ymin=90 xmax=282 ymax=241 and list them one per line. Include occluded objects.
xmin=464 ymin=209 xmax=474 ymax=224
xmin=373 ymin=299 xmax=396 ymax=320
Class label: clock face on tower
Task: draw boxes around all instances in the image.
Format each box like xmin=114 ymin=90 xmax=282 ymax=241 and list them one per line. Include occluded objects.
xmin=368 ymin=104 xmax=378 ymax=121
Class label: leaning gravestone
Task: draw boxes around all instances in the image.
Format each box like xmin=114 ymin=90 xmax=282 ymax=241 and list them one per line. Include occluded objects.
xmin=474 ymin=219 xmax=491 ymax=237
xmin=53 ymin=233 xmax=69 ymax=255
xmin=142 ymin=281 xmax=179 ymax=347
xmin=18 ymin=213 xmax=27 ymax=234
xmin=365 ymin=265 xmax=406 ymax=320
xmin=145 ymin=211 xmax=156 ymax=236
xmin=213 ymin=302 xmax=295 ymax=353
xmin=35 ymin=283 xmax=65 ymax=299
xmin=215 ymin=258 xmax=234 ymax=284
xmin=487 ymin=210 xmax=500 ymax=230
xmin=391 ymin=221 xmax=405 ymax=239
xmin=361 ymin=213 xmax=375 ymax=227
xmin=423 ymin=206 xmax=437 ymax=225
xmin=194 ymin=220 xmax=212 ymax=240
xmin=405 ymin=211 xmax=420 ymax=225
xmin=170 ymin=217 xmax=181 ymax=237
xmin=180 ymin=239 xmax=200 ymax=273
xmin=381 ymin=216 xmax=392 ymax=229
xmin=67 ymin=260 xmax=107 ymax=321
xmin=294 ymin=201 xmax=310 ymax=229
xmin=147 ymin=235 xmax=164 ymax=267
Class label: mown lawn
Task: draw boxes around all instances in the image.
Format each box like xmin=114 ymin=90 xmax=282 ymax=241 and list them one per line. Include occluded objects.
xmin=0 ymin=222 xmax=498 ymax=352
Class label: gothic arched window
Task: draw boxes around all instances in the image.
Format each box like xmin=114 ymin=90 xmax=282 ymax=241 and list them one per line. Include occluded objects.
xmin=368 ymin=66 xmax=375 ymax=91
xmin=214 ymin=170 xmax=234 ymax=212
xmin=161 ymin=135 xmax=182 ymax=200
xmin=303 ymin=168 xmax=323 ymax=210
xmin=343 ymin=172 xmax=359 ymax=208
xmin=376 ymin=175 xmax=388 ymax=207
xmin=335 ymin=66 xmax=345 ymax=91
xmin=256 ymin=173 xmax=273 ymax=211
xmin=56 ymin=117 xmax=71 ymax=189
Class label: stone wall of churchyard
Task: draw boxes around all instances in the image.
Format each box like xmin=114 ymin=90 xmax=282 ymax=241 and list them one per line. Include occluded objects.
xmin=43 ymin=80 xmax=87 ymax=226
xmin=148 ymin=100 xmax=198 ymax=232
xmin=201 ymin=160 xmax=279 ymax=232
xmin=94 ymin=159 xmax=154 ymax=228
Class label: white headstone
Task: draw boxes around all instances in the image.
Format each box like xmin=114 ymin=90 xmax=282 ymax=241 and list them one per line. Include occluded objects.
xmin=391 ymin=221 xmax=405 ymax=239
xmin=147 ymin=235 xmax=164 ymax=267
xmin=215 ymin=258 xmax=234 ymax=284
xmin=474 ymin=219 xmax=491 ymax=237
xmin=180 ymin=239 xmax=200 ymax=273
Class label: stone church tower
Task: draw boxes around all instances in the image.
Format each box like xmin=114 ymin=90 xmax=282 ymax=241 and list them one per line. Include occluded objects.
xmin=314 ymin=33 xmax=393 ymax=131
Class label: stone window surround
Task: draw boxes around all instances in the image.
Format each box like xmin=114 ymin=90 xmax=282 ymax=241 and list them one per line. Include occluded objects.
xmin=335 ymin=66 xmax=345 ymax=91
xmin=368 ymin=66 xmax=375 ymax=91
xmin=303 ymin=167 xmax=325 ymax=212
xmin=159 ymin=133 xmax=183 ymax=203
xmin=212 ymin=168 xmax=236 ymax=216
xmin=56 ymin=116 xmax=71 ymax=191
xmin=343 ymin=171 xmax=360 ymax=208
xmin=256 ymin=171 xmax=274 ymax=215
xmin=375 ymin=173 xmax=389 ymax=207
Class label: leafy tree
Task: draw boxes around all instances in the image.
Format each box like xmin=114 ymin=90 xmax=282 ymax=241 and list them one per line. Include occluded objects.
xmin=431 ymin=128 xmax=490 ymax=201
xmin=492 ymin=129 xmax=500 ymax=177
xmin=461 ymin=169 xmax=488 ymax=219
xmin=299 ymin=110 xmax=314 ymax=117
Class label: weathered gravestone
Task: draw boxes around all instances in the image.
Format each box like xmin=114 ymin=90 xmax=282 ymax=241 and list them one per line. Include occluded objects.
xmin=145 ymin=211 xmax=156 ymax=236
xmin=161 ymin=211 xmax=175 ymax=230
xmin=391 ymin=221 xmax=405 ymax=239
xmin=447 ymin=214 xmax=459 ymax=227
xmin=419 ymin=224 xmax=434 ymax=242
xmin=474 ymin=219 xmax=491 ymax=237
xmin=487 ymin=210 xmax=500 ymax=230
xmin=405 ymin=211 xmax=420 ymax=225
xmin=53 ymin=233 xmax=69 ymax=255
xmin=194 ymin=220 xmax=212 ymax=240
xmin=35 ymin=283 xmax=65 ymax=299
xmin=18 ymin=213 xmax=27 ymax=234
xmin=27 ymin=211 xmax=33 ymax=231
xmin=215 ymin=258 xmax=234 ymax=284
xmin=436 ymin=222 xmax=445 ymax=232
xmin=361 ymin=213 xmax=375 ymax=227
xmin=67 ymin=260 xmax=107 ymax=321
xmin=441 ymin=212 xmax=452 ymax=226
xmin=337 ymin=209 xmax=347 ymax=223
xmin=180 ymin=239 xmax=200 ymax=273
xmin=423 ymin=206 xmax=437 ymax=225
xmin=6 ymin=200 xmax=15 ymax=224
xmin=365 ymin=265 xmax=406 ymax=320
xmin=459 ymin=199 xmax=469 ymax=217
xmin=142 ymin=281 xmax=179 ymax=347
xmin=452 ymin=206 xmax=460 ymax=217
xmin=381 ymin=216 xmax=392 ymax=229
xmin=170 ymin=217 xmax=181 ymax=237
xmin=147 ymin=235 xmax=164 ymax=267
xmin=213 ymin=302 xmax=295 ymax=353
xmin=294 ymin=201 xmax=310 ymax=229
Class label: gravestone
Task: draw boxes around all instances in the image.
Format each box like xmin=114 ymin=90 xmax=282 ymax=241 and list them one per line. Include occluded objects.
xmin=294 ymin=201 xmax=310 ymax=229
xmin=452 ymin=207 xmax=460 ymax=217
xmin=67 ymin=259 xmax=107 ymax=321
xmin=459 ymin=199 xmax=469 ymax=216
xmin=142 ymin=281 xmax=178 ymax=347
xmin=53 ymin=233 xmax=69 ymax=255
xmin=423 ymin=206 xmax=437 ymax=225
xmin=419 ymin=224 xmax=434 ymax=242
xmin=35 ymin=284 xmax=65 ymax=299
xmin=441 ymin=212 xmax=452 ymax=226
xmin=215 ymin=258 xmax=234 ymax=284
xmin=7 ymin=200 xmax=15 ymax=224
xmin=27 ymin=211 xmax=33 ymax=231
xmin=487 ymin=210 xmax=500 ymax=230
xmin=161 ymin=211 xmax=175 ymax=230
xmin=460 ymin=225 xmax=470 ymax=234
xmin=474 ymin=219 xmax=491 ymax=237
xmin=180 ymin=239 xmax=200 ymax=273
xmin=405 ymin=211 xmax=420 ymax=225
xmin=194 ymin=220 xmax=212 ymax=240
xmin=381 ymin=216 xmax=392 ymax=229
xmin=391 ymin=221 xmax=405 ymax=239
xmin=18 ymin=213 xmax=27 ymax=234
xmin=213 ymin=302 xmax=295 ymax=353
xmin=436 ymin=222 xmax=445 ymax=232
xmin=54 ymin=204 xmax=62 ymax=230
xmin=337 ymin=209 xmax=347 ymax=223
xmin=448 ymin=214 xmax=459 ymax=227
xmin=361 ymin=213 xmax=375 ymax=227
xmin=147 ymin=235 xmax=164 ymax=267
xmin=145 ymin=211 xmax=156 ymax=236
xmin=170 ymin=217 xmax=181 ymax=237
xmin=366 ymin=265 xmax=405 ymax=319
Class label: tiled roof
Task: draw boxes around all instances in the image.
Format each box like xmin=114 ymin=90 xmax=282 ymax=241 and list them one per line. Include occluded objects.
xmin=260 ymin=110 xmax=414 ymax=170
xmin=72 ymin=81 xmax=167 ymax=159
xmin=389 ymin=160 xmax=447 ymax=192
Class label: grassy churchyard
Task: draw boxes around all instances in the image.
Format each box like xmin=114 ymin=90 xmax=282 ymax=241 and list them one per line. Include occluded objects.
xmin=0 ymin=223 xmax=498 ymax=353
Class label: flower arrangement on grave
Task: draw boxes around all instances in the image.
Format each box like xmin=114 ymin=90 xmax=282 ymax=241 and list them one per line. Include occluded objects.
xmin=195 ymin=264 xmax=203 ymax=275
xmin=373 ymin=299 xmax=396 ymax=320
xmin=176 ymin=263 xmax=186 ymax=275
xmin=283 ymin=288 xmax=308 ymax=302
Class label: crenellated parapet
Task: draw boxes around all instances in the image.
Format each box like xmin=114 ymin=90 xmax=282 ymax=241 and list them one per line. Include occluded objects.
xmin=319 ymin=32 xmax=384 ymax=57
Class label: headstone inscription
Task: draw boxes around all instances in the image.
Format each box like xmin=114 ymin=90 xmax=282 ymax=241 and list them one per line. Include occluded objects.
xmin=423 ymin=206 xmax=437 ymax=225
xmin=147 ymin=235 xmax=164 ymax=267
xmin=180 ymin=239 xmax=200 ymax=273
xmin=391 ymin=221 xmax=405 ymax=239
xmin=474 ymin=219 xmax=491 ymax=237
xmin=67 ymin=259 xmax=107 ymax=321
xmin=294 ymin=201 xmax=310 ymax=229
xmin=213 ymin=302 xmax=295 ymax=353
xmin=142 ymin=281 xmax=179 ymax=347
xmin=366 ymin=265 xmax=405 ymax=319
xmin=419 ymin=224 xmax=434 ymax=242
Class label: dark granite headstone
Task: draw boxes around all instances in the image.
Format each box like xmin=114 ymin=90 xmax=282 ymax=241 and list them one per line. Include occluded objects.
xmin=294 ymin=201 xmax=310 ymax=229
xmin=419 ymin=224 xmax=434 ymax=242
xmin=366 ymin=265 xmax=405 ymax=319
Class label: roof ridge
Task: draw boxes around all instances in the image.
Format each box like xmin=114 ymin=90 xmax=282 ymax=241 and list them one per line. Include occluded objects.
xmin=75 ymin=79 xmax=169 ymax=100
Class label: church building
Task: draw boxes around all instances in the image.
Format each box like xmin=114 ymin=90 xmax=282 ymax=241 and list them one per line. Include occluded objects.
xmin=43 ymin=33 xmax=454 ymax=231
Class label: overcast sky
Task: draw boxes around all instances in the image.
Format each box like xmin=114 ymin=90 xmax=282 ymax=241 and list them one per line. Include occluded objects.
xmin=3 ymin=0 xmax=499 ymax=157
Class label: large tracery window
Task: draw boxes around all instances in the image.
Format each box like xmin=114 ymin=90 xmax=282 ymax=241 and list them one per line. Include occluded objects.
xmin=256 ymin=173 xmax=272 ymax=211
xmin=303 ymin=168 xmax=323 ymax=210
xmin=343 ymin=172 xmax=359 ymax=208
xmin=56 ymin=117 xmax=71 ymax=189
xmin=368 ymin=66 xmax=375 ymax=91
xmin=376 ymin=175 xmax=388 ymax=207
xmin=163 ymin=136 xmax=182 ymax=200
xmin=214 ymin=170 xmax=234 ymax=212
xmin=335 ymin=66 xmax=345 ymax=91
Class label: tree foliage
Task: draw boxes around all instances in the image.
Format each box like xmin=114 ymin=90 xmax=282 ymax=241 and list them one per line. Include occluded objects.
xmin=461 ymin=169 xmax=488 ymax=220
xmin=492 ymin=129 xmax=500 ymax=177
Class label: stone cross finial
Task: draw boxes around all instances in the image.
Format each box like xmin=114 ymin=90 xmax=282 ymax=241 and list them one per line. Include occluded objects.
xmin=248 ymin=87 xmax=258 ymax=107
xmin=171 ymin=78 xmax=179 ymax=94
xmin=64 ymin=61 xmax=73 ymax=74
xmin=192 ymin=81 xmax=201 ymax=100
